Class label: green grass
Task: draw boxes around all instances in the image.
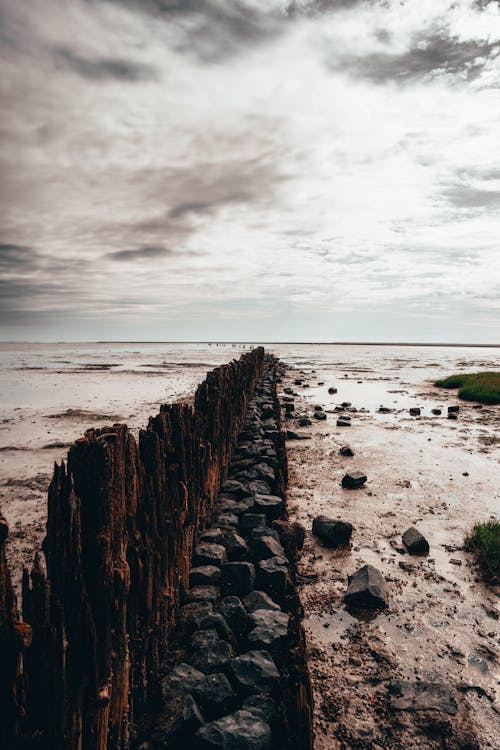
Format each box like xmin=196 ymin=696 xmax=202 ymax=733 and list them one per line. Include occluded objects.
xmin=434 ymin=371 xmax=500 ymax=405
xmin=465 ymin=521 xmax=500 ymax=583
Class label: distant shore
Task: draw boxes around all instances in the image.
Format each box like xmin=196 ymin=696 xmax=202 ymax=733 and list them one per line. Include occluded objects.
xmin=1 ymin=341 xmax=499 ymax=348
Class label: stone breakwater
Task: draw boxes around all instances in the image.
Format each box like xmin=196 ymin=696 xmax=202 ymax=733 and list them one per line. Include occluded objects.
xmin=148 ymin=355 xmax=314 ymax=749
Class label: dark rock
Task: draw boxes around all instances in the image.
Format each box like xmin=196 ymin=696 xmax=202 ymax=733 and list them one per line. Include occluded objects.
xmin=298 ymin=417 xmax=312 ymax=426
xmin=389 ymin=680 xmax=457 ymax=715
xmin=228 ymin=649 xmax=280 ymax=695
xmin=221 ymin=480 xmax=253 ymax=500
xmin=216 ymin=512 xmax=239 ymax=528
xmin=239 ymin=513 xmax=267 ymax=533
xmin=219 ymin=528 xmax=249 ymax=561
xmin=314 ymin=411 xmax=327 ymax=421
xmin=193 ymin=543 xmax=228 ymax=568
xmin=242 ymin=694 xmax=278 ymax=725
xmin=409 ymin=407 xmax=421 ymax=416
xmin=249 ymin=480 xmax=272 ymax=496
xmin=190 ymin=566 xmax=221 ymax=587
xmin=248 ymin=609 xmax=289 ymax=650
xmin=191 ymin=629 xmax=219 ymax=650
xmin=194 ymin=672 xmax=235 ymax=716
xmin=221 ymin=561 xmax=256 ymax=598
xmin=195 ymin=612 xmax=236 ymax=644
xmin=341 ymin=471 xmax=367 ymax=489
xmin=402 ymin=527 xmax=429 ymax=555
xmin=337 ymin=419 xmax=351 ymax=427
xmin=345 ymin=564 xmax=388 ymax=609
xmin=257 ymin=556 xmax=291 ymax=597
xmin=253 ymin=494 xmax=284 ymax=520
xmin=328 ymin=387 xmax=337 ymax=394
xmin=260 ymin=405 xmax=274 ymax=420
xmin=242 ymin=590 xmax=280 ymax=613
xmin=284 ymin=387 xmax=294 ymax=395
xmin=341 ymin=401 xmax=351 ymax=408
xmin=162 ymin=662 xmax=205 ymax=698
xmin=314 ymin=405 xmax=323 ymax=411
xmin=220 ymin=596 xmax=248 ymax=636
xmin=312 ymin=516 xmax=353 ymax=547
xmin=218 ymin=498 xmax=254 ymax=517
xmin=431 ymin=408 xmax=442 ymax=415
xmin=448 ymin=405 xmax=460 ymax=413
xmin=187 ymin=586 xmax=220 ymax=604
xmin=196 ymin=709 xmax=272 ymax=750
xmin=286 ymin=430 xmax=311 ymax=441
xmin=181 ymin=602 xmax=215 ymax=631
xmin=447 ymin=412 xmax=458 ymax=420
xmin=169 ymin=693 xmax=205 ymax=738
xmin=339 ymin=445 xmax=354 ymax=457
xmin=272 ymin=519 xmax=306 ymax=557
xmin=294 ymin=379 xmax=302 ymax=385
xmin=191 ymin=639 xmax=235 ymax=672
xmin=248 ymin=531 xmax=284 ymax=562
xmin=378 ymin=406 xmax=392 ymax=414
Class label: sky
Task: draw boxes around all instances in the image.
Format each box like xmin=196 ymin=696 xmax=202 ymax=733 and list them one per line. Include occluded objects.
xmin=1 ymin=0 xmax=499 ymax=343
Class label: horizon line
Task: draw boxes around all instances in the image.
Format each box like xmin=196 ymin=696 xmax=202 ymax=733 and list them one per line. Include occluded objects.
xmin=1 ymin=340 xmax=500 ymax=348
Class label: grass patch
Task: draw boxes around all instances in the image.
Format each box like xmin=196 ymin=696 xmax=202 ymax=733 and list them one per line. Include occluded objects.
xmin=465 ymin=521 xmax=500 ymax=583
xmin=434 ymin=371 xmax=500 ymax=405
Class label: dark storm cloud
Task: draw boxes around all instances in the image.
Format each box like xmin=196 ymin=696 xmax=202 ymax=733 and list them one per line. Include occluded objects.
xmin=54 ymin=48 xmax=158 ymax=81
xmin=0 ymin=244 xmax=35 ymax=269
xmin=327 ymin=33 xmax=500 ymax=82
xmin=107 ymin=244 xmax=172 ymax=261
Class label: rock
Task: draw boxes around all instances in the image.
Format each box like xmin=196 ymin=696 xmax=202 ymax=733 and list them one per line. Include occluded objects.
xmin=314 ymin=405 xmax=323 ymax=411
xmin=216 ymin=512 xmax=239 ymax=528
xmin=220 ymin=596 xmax=248 ymax=636
xmin=286 ymin=430 xmax=311 ymax=441
xmin=409 ymin=407 xmax=421 ymax=416
xmin=341 ymin=471 xmax=367 ymax=489
xmin=169 ymin=693 xmax=205 ymax=738
xmin=239 ymin=513 xmax=267 ymax=533
xmin=344 ymin=564 xmax=388 ymax=609
xmin=253 ymin=494 xmax=284 ymax=520
xmin=448 ymin=412 xmax=458 ymax=420
xmin=181 ymin=602 xmax=215 ymax=631
xmin=298 ymin=417 xmax=312 ymax=427
xmin=197 ymin=613 xmax=236 ymax=644
xmin=191 ymin=629 xmax=219 ymax=650
xmin=242 ymin=694 xmax=278 ymax=725
xmin=193 ymin=543 xmax=228 ymax=568
xmin=190 ymin=566 xmax=221 ymax=587
xmin=448 ymin=405 xmax=460 ymax=413
xmin=337 ymin=419 xmax=351 ymax=427
xmin=272 ymin=519 xmax=306 ymax=557
xmin=283 ymin=387 xmax=294 ymax=395
xmin=294 ymin=379 xmax=302 ymax=385
xmin=242 ymin=590 xmax=280 ymax=613
xmin=341 ymin=401 xmax=351 ymax=408
xmin=402 ymin=527 xmax=429 ymax=555
xmin=339 ymin=445 xmax=354 ymax=457
xmin=191 ymin=639 xmax=235 ymax=672
xmin=248 ymin=609 xmax=289 ymax=650
xmin=312 ymin=516 xmax=353 ymax=547
xmin=314 ymin=411 xmax=327 ymax=421
xmin=196 ymin=709 xmax=272 ymax=750
xmin=248 ymin=530 xmax=284 ymax=562
xmin=194 ymin=672 xmax=235 ymax=717
xmin=187 ymin=586 xmax=220 ymax=604
xmin=218 ymin=528 xmax=249 ymax=561
xmin=162 ymin=663 xmax=205 ymax=698
xmin=228 ymin=649 xmax=280 ymax=695
xmin=221 ymin=480 xmax=253 ymax=500
xmin=328 ymin=387 xmax=337 ymax=394
xmin=249 ymin=480 xmax=272 ymax=496
xmin=431 ymin=408 xmax=442 ymax=416
xmin=388 ymin=680 xmax=458 ymax=715
xmin=221 ymin=561 xmax=256 ymax=598
xmin=378 ymin=406 xmax=392 ymax=414
xmin=257 ymin=556 xmax=291 ymax=597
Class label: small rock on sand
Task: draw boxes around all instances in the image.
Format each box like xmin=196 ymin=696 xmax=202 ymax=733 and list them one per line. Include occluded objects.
xmin=312 ymin=516 xmax=353 ymax=547
xmin=402 ymin=527 xmax=429 ymax=555
xmin=341 ymin=471 xmax=367 ymax=489
xmin=345 ymin=564 xmax=388 ymax=609
xmin=339 ymin=445 xmax=354 ymax=456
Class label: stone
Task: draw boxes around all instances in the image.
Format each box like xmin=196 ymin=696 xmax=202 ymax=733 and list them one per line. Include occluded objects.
xmin=216 ymin=512 xmax=239 ymax=528
xmin=294 ymin=379 xmax=302 ymax=385
xmin=186 ymin=586 xmax=220 ymax=604
xmin=249 ymin=480 xmax=272 ymax=496
xmin=190 ymin=566 xmax=221 ymax=586
xmin=388 ymin=680 xmax=457 ymax=715
xmin=314 ymin=411 xmax=327 ymax=421
xmin=253 ymin=494 xmax=284 ymax=520
xmin=218 ymin=498 xmax=254 ymax=517
xmin=448 ymin=412 xmax=458 ymax=420
xmin=286 ymin=430 xmax=311 ymax=441
xmin=242 ymin=694 xmax=278 ymax=724
xmin=162 ymin=663 xmax=205 ymax=698
xmin=196 ymin=709 xmax=272 ymax=750
xmin=219 ymin=528 xmax=249 ymax=561
xmin=341 ymin=471 xmax=367 ymax=489
xmin=191 ymin=629 xmax=219 ymax=650
xmin=314 ymin=405 xmax=323 ymax=411
xmin=248 ymin=531 xmax=284 ymax=562
xmin=341 ymin=402 xmax=352 ymax=408
xmin=298 ymin=417 xmax=312 ymax=426
xmin=257 ymin=556 xmax=291 ymax=597
xmin=221 ymin=561 xmax=256 ymax=598
xmin=344 ymin=564 xmax=388 ymax=609
xmin=409 ymin=407 xmax=421 ymax=416
xmin=448 ymin=405 xmax=460 ymax=413
xmin=328 ymin=387 xmax=337 ymax=394
xmin=337 ymin=419 xmax=351 ymax=427
xmin=191 ymin=639 xmax=235 ymax=672
xmin=181 ymin=602 xmax=215 ymax=631
xmin=272 ymin=519 xmax=306 ymax=557
xmin=239 ymin=513 xmax=267 ymax=533
xmin=220 ymin=596 xmax=248 ymax=636
xmin=193 ymin=543 xmax=228 ymax=568
xmin=194 ymin=672 xmax=235 ymax=716
xmin=195 ymin=612 xmax=236 ymax=644
xmin=339 ymin=445 xmax=354 ymax=457
xmin=312 ymin=516 xmax=353 ymax=547
xmin=228 ymin=649 xmax=280 ymax=695
xmin=243 ymin=590 xmax=281 ymax=614
xmin=431 ymin=408 xmax=442 ymax=415
xmin=248 ymin=609 xmax=289 ymax=650
xmin=168 ymin=693 xmax=205 ymax=738
xmin=221 ymin=480 xmax=253 ymax=500
xmin=402 ymin=527 xmax=429 ymax=555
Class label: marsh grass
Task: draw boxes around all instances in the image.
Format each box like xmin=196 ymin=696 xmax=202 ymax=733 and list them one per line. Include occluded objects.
xmin=434 ymin=371 xmax=500 ymax=405
xmin=465 ymin=521 xmax=500 ymax=583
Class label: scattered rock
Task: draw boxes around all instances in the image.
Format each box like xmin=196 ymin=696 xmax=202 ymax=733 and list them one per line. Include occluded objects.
xmin=328 ymin=387 xmax=338 ymax=394
xmin=448 ymin=405 xmax=460 ymax=413
xmin=314 ymin=411 xmax=327 ymax=421
xmin=344 ymin=564 xmax=388 ymax=610
xmin=337 ymin=419 xmax=351 ymax=427
xmin=272 ymin=519 xmax=306 ymax=557
xmin=431 ymin=408 xmax=442 ymax=416
xmin=341 ymin=471 xmax=367 ymax=489
xmin=298 ymin=417 xmax=311 ymax=427
xmin=409 ymin=407 xmax=421 ymax=416
xmin=402 ymin=527 xmax=429 ymax=555
xmin=339 ymin=445 xmax=354 ymax=457
xmin=448 ymin=412 xmax=458 ymax=420
xmin=312 ymin=516 xmax=353 ymax=547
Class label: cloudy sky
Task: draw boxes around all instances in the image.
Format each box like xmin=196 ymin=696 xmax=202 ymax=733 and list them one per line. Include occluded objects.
xmin=1 ymin=0 xmax=500 ymax=342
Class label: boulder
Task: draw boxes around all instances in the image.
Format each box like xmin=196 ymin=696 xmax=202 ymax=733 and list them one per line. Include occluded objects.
xmin=447 ymin=412 xmax=458 ymax=420
xmin=248 ymin=532 xmax=284 ymax=562
xmin=228 ymin=649 xmax=280 ymax=695
xmin=162 ymin=663 xmax=205 ymax=698
xmin=189 ymin=566 xmax=221 ymax=587
xmin=298 ymin=417 xmax=312 ymax=426
xmin=216 ymin=512 xmax=239 ymax=528
xmin=248 ymin=609 xmax=289 ymax=650
xmin=242 ymin=694 xmax=278 ymax=725
xmin=193 ymin=543 xmax=227 ymax=568
xmin=272 ymin=519 xmax=306 ymax=557
xmin=221 ymin=480 xmax=254 ymax=500
xmin=341 ymin=402 xmax=351 ymax=408
xmin=194 ymin=672 xmax=235 ymax=717
xmin=249 ymin=480 xmax=272 ymax=496
xmin=186 ymin=586 xmax=220 ymax=604
xmin=337 ymin=419 xmax=351 ymax=427
xmin=220 ymin=596 xmax=248 ymax=636
xmin=257 ymin=556 xmax=291 ymax=597
xmin=312 ymin=516 xmax=353 ymax=547
xmin=431 ymin=408 xmax=442 ymax=416
xmin=253 ymin=494 xmax=284 ymax=520
xmin=191 ymin=639 xmax=235 ymax=673
xmin=402 ymin=527 xmax=429 ymax=555
xmin=216 ymin=528 xmax=249 ymax=561
xmin=314 ymin=411 xmax=327 ymax=421
xmin=341 ymin=471 xmax=367 ymax=489
xmin=448 ymin=405 xmax=460 ymax=413
xmin=196 ymin=709 xmax=272 ymax=750
xmin=409 ymin=407 xmax=421 ymax=416
xmin=240 ymin=513 xmax=267 ymax=533
xmin=191 ymin=629 xmax=219 ymax=650
xmin=344 ymin=564 xmax=388 ymax=609
xmin=221 ymin=561 xmax=256 ymax=598
xmin=328 ymin=387 xmax=337 ymax=394
xmin=168 ymin=693 xmax=205 ymax=738
xmin=243 ymin=590 xmax=280 ymax=614
xmin=339 ymin=445 xmax=354 ymax=457
xmin=314 ymin=405 xmax=323 ymax=411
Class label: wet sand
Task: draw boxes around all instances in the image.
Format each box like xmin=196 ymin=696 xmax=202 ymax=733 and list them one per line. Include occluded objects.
xmin=277 ymin=350 xmax=499 ymax=749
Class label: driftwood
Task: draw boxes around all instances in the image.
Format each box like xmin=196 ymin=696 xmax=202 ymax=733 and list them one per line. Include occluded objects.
xmin=0 ymin=348 xmax=264 ymax=749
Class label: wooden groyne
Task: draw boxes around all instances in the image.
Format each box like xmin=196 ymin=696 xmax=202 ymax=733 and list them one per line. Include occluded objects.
xmin=0 ymin=349 xmax=313 ymax=749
